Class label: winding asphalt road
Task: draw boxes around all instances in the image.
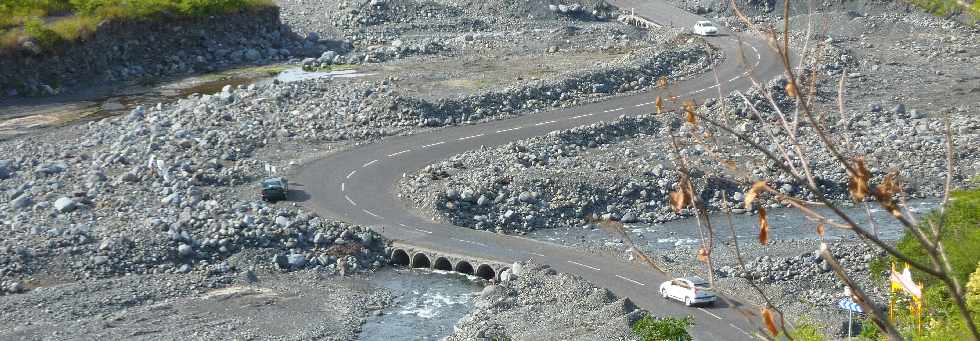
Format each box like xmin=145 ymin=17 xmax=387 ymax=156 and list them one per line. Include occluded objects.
xmin=297 ymin=2 xmax=787 ymax=339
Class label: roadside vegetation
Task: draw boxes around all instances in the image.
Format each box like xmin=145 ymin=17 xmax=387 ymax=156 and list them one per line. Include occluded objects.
xmin=856 ymin=189 xmax=980 ymax=340
xmin=631 ymin=314 xmax=694 ymax=341
xmin=0 ymin=0 xmax=275 ymax=52
xmin=907 ymin=0 xmax=980 ymax=24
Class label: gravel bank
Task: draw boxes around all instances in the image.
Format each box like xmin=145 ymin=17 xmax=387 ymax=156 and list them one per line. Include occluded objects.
xmin=0 ymin=269 xmax=393 ymax=340
xmin=448 ymin=261 xmax=644 ymax=340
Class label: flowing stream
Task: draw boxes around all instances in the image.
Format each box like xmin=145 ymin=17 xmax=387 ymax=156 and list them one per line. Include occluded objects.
xmin=359 ymin=268 xmax=481 ymax=341
xmin=527 ymin=200 xmax=939 ymax=251
xmin=0 ymin=65 xmax=372 ymax=138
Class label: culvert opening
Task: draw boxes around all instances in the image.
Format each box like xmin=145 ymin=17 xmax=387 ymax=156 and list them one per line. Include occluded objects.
xmin=410 ymin=253 xmax=431 ymax=268
xmin=433 ymin=257 xmax=452 ymax=271
xmin=390 ymin=249 xmax=409 ymax=266
xmin=476 ymin=264 xmax=496 ymax=280
xmin=454 ymin=261 xmax=474 ymax=275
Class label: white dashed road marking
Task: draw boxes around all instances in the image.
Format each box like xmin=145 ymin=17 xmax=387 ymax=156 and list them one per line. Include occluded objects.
xmin=455 ymin=239 xmax=488 ymax=247
xmin=341 ymin=182 xmax=345 ymax=192
xmin=616 ymin=275 xmax=646 ymax=286
xmin=570 ymin=114 xmax=589 ymax=119
xmin=496 ymin=127 xmax=521 ymax=133
xmin=528 ymin=252 xmax=545 ymax=257
xmin=534 ymin=120 xmax=557 ymax=126
xmin=421 ymin=141 xmax=445 ymax=149
xmin=346 ymin=170 xmax=357 ymax=179
xmin=699 ymin=308 xmax=722 ymax=320
xmin=362 ymin=159 xmax=378 ymax=167
xmin=362 ymin=209 xmax=383 ymax=219
xmin=457 ymin=133 xmax=485 ymax=141
xmin=387 ymin=149 xmax=412 ymax=157
xmin=567 ymin=260 xmax=600 ymax=271
xmin=398 ymin=223 xmax=433 ymax=234
xmin=345 ymin=195 xmax=357 ymax=206
xmin=729 ymin=323 xmax=752 ymax=337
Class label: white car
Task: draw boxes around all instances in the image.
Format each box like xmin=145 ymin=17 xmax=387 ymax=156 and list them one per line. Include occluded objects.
xmin=693 ymin=21 xmax=719 ymax=36
xmin=660 ymin=276 xmax=717 ymax=306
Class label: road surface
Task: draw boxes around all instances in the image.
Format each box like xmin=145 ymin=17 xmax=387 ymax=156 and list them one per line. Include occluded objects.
xmin=297 ymin=2 xmax=787 ymax=339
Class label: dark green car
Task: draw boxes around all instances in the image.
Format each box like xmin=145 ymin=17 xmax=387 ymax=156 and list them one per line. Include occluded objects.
xmin=260 ymin=177 xmax=289 ymax=202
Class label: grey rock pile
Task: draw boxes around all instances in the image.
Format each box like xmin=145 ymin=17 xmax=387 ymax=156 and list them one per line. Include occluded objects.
xmin=448 ymin=261 xmax=644 ymax=340
xmin=401 ymin=79 xmax=979 ymax=233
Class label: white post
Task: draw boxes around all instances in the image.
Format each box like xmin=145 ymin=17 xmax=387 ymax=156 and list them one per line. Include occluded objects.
xmin=848 ymin=309 xmax=853 ymax=340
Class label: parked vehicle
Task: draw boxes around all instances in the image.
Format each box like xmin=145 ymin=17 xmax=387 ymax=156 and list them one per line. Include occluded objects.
xmin=660 ymin=276 xmax=717 ymax=306
xmin=693 ymin=20 xmax=719 ymax=36
xmin=260 ymin=177 xmax=289 ymax=202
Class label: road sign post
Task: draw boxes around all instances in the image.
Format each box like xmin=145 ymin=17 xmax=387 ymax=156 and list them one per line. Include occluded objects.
xmin=838 ymin=297 xmax=863 ymax=339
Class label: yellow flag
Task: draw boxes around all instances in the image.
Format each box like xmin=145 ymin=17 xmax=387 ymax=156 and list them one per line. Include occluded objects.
xmin=890 ymin=262 xmax=903 ymax=293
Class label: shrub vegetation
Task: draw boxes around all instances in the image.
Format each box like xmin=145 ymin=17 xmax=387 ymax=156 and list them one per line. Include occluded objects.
xmin=0 ymin=0 xmax=275 ymax=52
xmin=863 ymin=188 xmax=980 ymax=340
xmin=632 ymin=315 xmax=694 ymax=341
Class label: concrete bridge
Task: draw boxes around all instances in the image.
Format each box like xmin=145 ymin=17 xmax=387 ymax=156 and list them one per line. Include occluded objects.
xmin=388 ymin=242 xmax=511 ymax=281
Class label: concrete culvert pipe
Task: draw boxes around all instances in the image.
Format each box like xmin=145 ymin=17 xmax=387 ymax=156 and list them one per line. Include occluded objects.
xmin=454 ymin=261 xmax=474 ymax=275
xmin=476 ymin=264 xmax=496 ymax=280
xmin=410 ymin=253 xmax=431 ymax=268
xmin=390 ymin=249 xmax=410 ymax=266
xmin=433 ymin=257 xmax=452 ymax=271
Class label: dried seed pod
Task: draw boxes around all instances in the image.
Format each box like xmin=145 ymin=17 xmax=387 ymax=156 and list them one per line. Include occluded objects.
xmin=744 ymin=181 xmax=768 ymax=210
xmin=758 ymin=207 xmax=770 ymax=245
xmin=683 ymin=100 xmax=697 ymax=125
xmin=848 ymin=156 xmax=871 ymax=202
xmin=697 ymin=247 xmax=709 ymax=262
xmin=785 ymin=82 xmax=798 ymax=97
xmin=762 ymin=307 xmax=778 ymax=336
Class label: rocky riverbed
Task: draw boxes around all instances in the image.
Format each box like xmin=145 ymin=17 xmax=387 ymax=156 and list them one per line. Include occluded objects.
xmin=2 ymin=0 xmax=976 ymax=339
xmin=0 ymin=0 xmax=727 ymax=339
xmin=448 ymin=261 xmax=644 ymax=340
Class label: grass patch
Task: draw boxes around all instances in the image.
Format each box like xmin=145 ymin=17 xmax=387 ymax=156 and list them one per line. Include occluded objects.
xmin=907 ymin=0 xmax=980 ymax=24
xmin=1 ymin=0 xmax=276 ymax=53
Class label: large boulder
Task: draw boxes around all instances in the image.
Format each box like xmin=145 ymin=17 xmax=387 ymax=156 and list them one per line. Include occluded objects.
xmin=53 ymin=197 xmax=76 ymax=213
xmin=10 ymin=194 xmax=32 ymax=210
xmin=0 ymin=160 xmax=12 ymax=179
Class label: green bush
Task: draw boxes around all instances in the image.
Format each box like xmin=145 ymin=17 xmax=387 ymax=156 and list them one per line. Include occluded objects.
xmin=632 ymin=315 xmax=694 ymax=341
xmin=895 ymin=189 xmax=980 ymax=287
xmin=885 ymin=189 xmax=980 ymax=339
xmin=23 ymin=16 xmax=64 ymax=49
xmin=859 ymin=318 xmax=881 ymax=340
xmin=787 ymin=318 xmax=827 ymax=341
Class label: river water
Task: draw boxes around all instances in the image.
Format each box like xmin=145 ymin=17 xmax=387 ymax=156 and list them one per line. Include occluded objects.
xmin=0 ymin=66 xmax=372 ymax=138
xmin=527 ymin=200 xmax=939 ymax=252
xmin=358 ymin=268 xmax=482 ymax=341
